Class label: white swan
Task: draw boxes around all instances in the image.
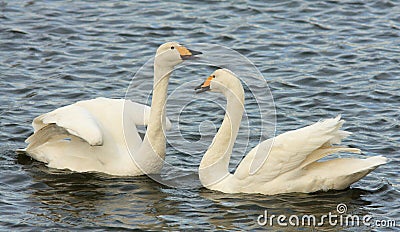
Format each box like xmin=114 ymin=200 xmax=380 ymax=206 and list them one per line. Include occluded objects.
xmin=22 ymin=42 xmax=201 ymax=176
xmin=194 ymin=68 xmax=387 ymax=195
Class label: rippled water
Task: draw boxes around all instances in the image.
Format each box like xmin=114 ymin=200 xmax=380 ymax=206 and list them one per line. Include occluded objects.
xmin=1 ymin=0 xmax=399 ymax=231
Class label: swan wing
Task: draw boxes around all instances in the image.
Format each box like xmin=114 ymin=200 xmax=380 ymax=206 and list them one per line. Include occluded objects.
xmin=31 ymin=104 xmax=104 ymax=146
xmin=29 ymin=98 xmax=172 ymax=148
xmin=235 ymin=116 xmax=351 ymax=182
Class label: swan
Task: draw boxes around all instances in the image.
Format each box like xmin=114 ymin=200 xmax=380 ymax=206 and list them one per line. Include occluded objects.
xmin=194 ymin=68 xmax=387 ymax=195
xmin=21 ymin=42 xmax=201 ymax=176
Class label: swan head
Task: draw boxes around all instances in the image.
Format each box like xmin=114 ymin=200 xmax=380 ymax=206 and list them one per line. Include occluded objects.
xmin=195 ymin=69 xmax=244 ymax=101
xmin=155 ymin=42 xmax=202 ymax=67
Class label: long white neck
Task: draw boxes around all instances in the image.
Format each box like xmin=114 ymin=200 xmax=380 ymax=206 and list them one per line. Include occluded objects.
xmin=146 ymin=63 xmax=172 ymax=151
xmin=199 ymin=85 xmax=244 ymax=187
xmin=135 ymin=62 xmax=172 ymax=173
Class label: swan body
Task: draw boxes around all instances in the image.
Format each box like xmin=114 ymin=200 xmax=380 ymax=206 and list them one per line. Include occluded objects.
xmin=25 ymin=98 xmax=164 ymax=175
xmin=23 ymin=42 xmax=201 ymax=176
xmin=195 ymin=69 xmax=387 ymax=195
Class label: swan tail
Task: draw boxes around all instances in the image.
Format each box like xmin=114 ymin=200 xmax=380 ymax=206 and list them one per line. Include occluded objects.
xmin=301 ymin=156 xmax=387 ymax=191
xmin=323 ymin=156 xmax=387 ymax=190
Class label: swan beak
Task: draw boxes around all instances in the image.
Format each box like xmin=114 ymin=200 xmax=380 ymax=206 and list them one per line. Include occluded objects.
xmin=178 ymin=46 xmax=202 ymax=60
xmin=195 ymin=76 xmax=212 ymax=93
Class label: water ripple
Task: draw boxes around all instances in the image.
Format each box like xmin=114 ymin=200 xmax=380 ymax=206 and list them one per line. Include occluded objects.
xmin=0 ymin=0 xmax=398 ymax=230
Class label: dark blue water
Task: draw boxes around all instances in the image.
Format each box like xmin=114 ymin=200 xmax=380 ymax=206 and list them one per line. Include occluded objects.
xmin=1 ymin=0 xmax=399 ymax=231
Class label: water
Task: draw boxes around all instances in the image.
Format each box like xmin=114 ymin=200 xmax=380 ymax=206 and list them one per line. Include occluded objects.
xmin=1 ymin=0 xmax=399 ymax=231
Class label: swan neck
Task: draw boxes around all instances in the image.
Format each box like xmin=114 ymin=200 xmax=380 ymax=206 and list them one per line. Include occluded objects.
xmin=199 ymin=87 xmax=244 ymax=187
xmin=148 ymin=64 xmax=171 ymax=130
xmin=136 ymin=63 xmax=172 ymax=170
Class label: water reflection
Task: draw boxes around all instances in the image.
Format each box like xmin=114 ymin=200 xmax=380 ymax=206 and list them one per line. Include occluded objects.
xmin=18 ymin=153 xmax=166 ymax=229
xmin=11 ymin=150 xmax=399 ymax=230
xmin=1 ymin=0 xmax=399 ymax=230
xmin=199 ymin=188 xmax=373 ymax=230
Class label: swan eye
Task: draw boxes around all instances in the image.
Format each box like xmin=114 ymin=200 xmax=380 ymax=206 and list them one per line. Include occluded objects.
xmin=212 ymin=75 xmax=216 ymax=78
xmin=170 ymin=46 xmax=175 ymax=50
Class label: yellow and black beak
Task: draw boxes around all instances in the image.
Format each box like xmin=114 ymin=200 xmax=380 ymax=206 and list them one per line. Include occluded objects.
xmin=195 ymin=76 xmax=213 ymax=93
xmin=177 ymin=46 xmax=202 ymax=60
